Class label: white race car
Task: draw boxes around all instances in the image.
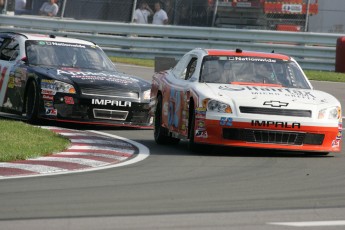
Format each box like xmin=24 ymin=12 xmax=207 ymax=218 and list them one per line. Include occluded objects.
xmin=150 ymin=48 xmax=342 ymax=155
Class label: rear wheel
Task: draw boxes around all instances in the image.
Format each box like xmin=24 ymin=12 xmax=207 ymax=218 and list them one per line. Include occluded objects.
xmin=154 ymin=95 xmax=179 ymax=145
xmin=25 ymin=80 xmax=40 ymax=124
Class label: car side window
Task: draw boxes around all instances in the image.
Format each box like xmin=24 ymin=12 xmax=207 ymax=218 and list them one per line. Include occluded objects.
xmin=172 ymin=55 xmax=188 ymax=78
xmin=185 ymin=58 xmax=197 ymax=80
xmin=0 ymin=38 xmax=19 ymax=61
xmin=172 ymin=55 xmax=198 ymax=80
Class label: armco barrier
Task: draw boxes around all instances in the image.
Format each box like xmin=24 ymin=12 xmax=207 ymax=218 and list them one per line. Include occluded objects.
xmin=0 ymin=14 xmax=343 ymax=71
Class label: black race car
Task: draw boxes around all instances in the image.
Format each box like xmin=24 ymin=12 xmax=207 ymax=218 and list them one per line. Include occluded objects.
xmin=0 ymin=32 xmax=152 ymax=128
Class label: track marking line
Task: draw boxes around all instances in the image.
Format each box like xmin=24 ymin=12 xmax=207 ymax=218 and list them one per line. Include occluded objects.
xmin=268 ymin=220 xmax=345 ymax=227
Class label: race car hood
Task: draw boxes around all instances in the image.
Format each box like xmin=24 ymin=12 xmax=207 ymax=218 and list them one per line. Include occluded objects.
xmin=32 ymin=66 xmax=151 ymax=92
xmin=201 ymin=83 xmax=340 ymax=109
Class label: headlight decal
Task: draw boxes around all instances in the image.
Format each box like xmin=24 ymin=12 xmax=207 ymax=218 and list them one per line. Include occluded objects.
xmin=143 ymin=89 xmax=151 ymax=100
xmin=207 ymin=99 xmax=232 ymax=113
xmin=55 ymin=81 xmax=76 ymax=94
xmin=41 ymin=79 xmax=76 ymax=94
xmin=318 ymin=106 xmax=341 ymax=120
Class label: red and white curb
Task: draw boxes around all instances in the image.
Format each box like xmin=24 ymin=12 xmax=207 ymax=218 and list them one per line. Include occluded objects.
xmin=0 ymin=127 xmax=149 ymax=179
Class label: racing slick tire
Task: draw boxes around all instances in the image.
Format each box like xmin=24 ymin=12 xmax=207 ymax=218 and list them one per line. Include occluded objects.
xmin=25 ymin=80 xmax=40 ymax=124
xmin=188 ymin=108 xmax=202 ymax=152
xmin=154 ymin=95 xmax=180 ymax=145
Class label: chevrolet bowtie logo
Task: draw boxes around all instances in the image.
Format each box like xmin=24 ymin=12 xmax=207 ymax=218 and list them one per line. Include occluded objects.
xmin=263 ymin=101 xmax=289 ymax=107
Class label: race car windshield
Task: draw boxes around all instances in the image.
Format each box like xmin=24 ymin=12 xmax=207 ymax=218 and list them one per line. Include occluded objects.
xmin=200 ymin=56 xmax=311 ymax=89
xmin=25 ymin=40 xmax=116 ymax=71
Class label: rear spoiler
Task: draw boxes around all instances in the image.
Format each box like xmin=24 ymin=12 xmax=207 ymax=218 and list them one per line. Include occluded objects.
xmin=154 ymin=57 xmax=177 ymax=72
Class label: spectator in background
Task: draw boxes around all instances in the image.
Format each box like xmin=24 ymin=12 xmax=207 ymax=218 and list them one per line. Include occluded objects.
xmin=39 ymin=0 xmax=59 ymax=17
xmin=15 ymin=0 xmax=28 ymax=15
xmin=133 ymin=1 xmax=153 ymax=24
xmin=0 ymin=0 xmax=5 ymax=14
xmin=152 ymin=1 xmax=168 ymax=25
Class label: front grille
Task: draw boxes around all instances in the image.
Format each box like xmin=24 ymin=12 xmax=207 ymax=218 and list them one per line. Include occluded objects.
xmin=81 ymin=86 xmax=139 ymax=99
xmin=223 ymin=128 xmax=306 ymax=145
xmin=239 ymin=106 xmax=312 ymax=118
xmin=93 ymin=109 xmax=128 ymax=121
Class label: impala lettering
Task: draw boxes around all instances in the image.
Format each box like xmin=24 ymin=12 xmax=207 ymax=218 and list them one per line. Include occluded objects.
xmin=251 ymin=120 xmax=301 ymax=129
xmin=92 ymin=99 xmax=131 ymax=107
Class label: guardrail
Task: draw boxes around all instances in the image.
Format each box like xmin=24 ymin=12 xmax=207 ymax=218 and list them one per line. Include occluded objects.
xmin=0 ymin=14 xmax=342 ymax=71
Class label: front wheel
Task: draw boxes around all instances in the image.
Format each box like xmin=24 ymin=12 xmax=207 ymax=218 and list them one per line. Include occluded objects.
xmin=188 ymin=108 xmax=202 ymax=152
xmin=25 ymin=80 xmax=40 ymax=124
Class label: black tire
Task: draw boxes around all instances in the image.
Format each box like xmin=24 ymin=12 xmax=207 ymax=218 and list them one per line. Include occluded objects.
xmin=188 ymin=108 xmax=202 ymax=152
xmin=25 ymin=80 xmax=40 ymax=124
xmin=154 ymin=95 xmax=179 ymax=145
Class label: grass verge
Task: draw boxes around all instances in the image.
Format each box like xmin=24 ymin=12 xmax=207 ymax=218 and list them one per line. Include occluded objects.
xmin=0 ymin=120 xmax=70 ymax=162
xmin=304 ymin=70 xmax=345 ymax=82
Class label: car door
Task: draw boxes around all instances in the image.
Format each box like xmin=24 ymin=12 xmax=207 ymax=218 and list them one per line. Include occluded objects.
xmin=0 ymin=35 xmax=26 ymax=113
xmin=165 ymin=53 xmax=199 ymax=136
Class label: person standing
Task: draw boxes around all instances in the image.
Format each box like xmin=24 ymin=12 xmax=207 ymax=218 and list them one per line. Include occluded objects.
xmin=152 ymin=1 xmax=168 ymax=25
xmin=15 ymin=0 xmax=27 ymax=15
xmin=133 ymin=1 xmax=153 ymax=24
xmin=39 ymin=0 xmax=59 ymax=17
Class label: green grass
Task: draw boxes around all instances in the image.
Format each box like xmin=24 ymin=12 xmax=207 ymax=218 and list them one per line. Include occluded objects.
xmin=305 ymin=70 xmax=345 ymax=82
xmin=110 ymin=57 xmax=154 ymax=67
xmin=0 ymin=120 xmax=70 ymax=162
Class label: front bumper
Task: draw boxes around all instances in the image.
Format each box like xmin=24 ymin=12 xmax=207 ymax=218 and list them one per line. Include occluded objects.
xmin=39 ymin=94 xmax=153 ymax=128
xmin=194 ymin=119 xmax=342 ymax=152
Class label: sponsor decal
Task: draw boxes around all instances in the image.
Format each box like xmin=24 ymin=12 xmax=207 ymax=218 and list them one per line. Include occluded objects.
xmin=336 ymin=122 xmax=342 ymax=140
xmin=229 ymin=56 xmax=277 ymax=63
xmin=46 ymin=108 xmax=57 ymax=116
xmin=195 ymin=129 xmax=208 ymax=138
xmin=92 ymin=99 xmax=132 ymax=107
xmin=8 ymin=76 xmax=15 ymax=89
xmin=263 ymin=100 xmax=289 ymax=107
xmin=251 ymin=120 xmax=301 ymax=129
xmin=41 ymin=79 xmax=56 ymax=90
xmin=282 ymin=4 xmax=302 ymax=13
xmin=219 ymin=85 xmax=316 ymax=100
xmin=42 ymin=95 xmax=54 ymax=101
xmin=195 ymin=108 xmax=206 ymax=119
xmin=44 ymin=41 xmax=86 ymax=49
xmin=220 ymin=117 xmax=233 ymax=126
xmin=64 ymin=96 xmax=75 ymax=105
xmin=332 ymin=140 xmax=340 ymax=148
xmin=44 ymin=101 xmax=53 ymax=107
xmin=41 ymin=89 xmax=56 ymax=95
xmin=197 ymin=120 xmax=206 ymax=130
xmin=57 ymin=70 xmax=139 ymax=84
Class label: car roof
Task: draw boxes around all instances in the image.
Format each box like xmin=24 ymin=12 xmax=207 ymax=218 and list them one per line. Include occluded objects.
xmin=203 ymin=49 xmax=290 ymax=61
xmin=0 ymin=32 xmax=95 ymax=46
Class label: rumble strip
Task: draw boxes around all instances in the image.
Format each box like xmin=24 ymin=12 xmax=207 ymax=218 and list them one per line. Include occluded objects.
xmin=0 ymin=127 xmax=149 ymax=179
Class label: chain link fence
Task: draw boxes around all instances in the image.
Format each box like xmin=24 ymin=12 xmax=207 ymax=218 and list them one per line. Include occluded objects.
xmin=0 ymin=0 xmax=338 ymax=32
